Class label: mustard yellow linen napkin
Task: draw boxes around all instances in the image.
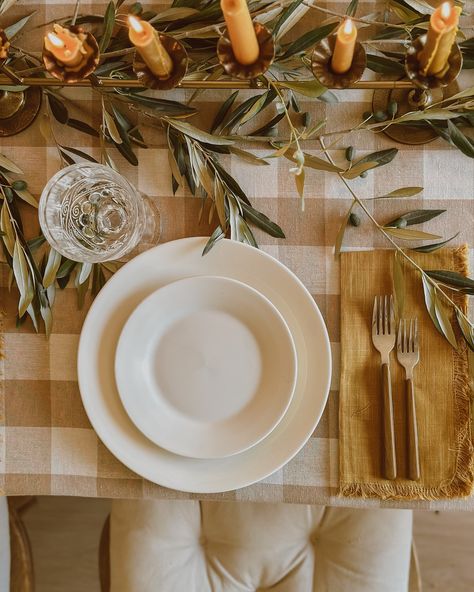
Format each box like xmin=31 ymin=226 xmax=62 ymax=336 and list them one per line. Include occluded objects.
xmin=339 ymin=246 xmax=473 ymax=500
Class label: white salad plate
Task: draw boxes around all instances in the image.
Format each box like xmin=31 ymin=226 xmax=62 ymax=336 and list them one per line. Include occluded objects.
xmin=78 ymin=237 xmax=332 ymax=493
xmin=114 ymin=275 xmax=297 ymax=459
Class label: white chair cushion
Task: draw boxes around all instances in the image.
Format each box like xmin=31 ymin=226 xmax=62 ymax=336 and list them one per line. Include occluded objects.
xmin=110 ymin=500 xmax=412 ymax=592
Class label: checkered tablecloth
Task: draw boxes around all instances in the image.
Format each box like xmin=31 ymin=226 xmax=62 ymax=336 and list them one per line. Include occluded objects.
xmin=0 ymin=0 xmax=473 ymax=508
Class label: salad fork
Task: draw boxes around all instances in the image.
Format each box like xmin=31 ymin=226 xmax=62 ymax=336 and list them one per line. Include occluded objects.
xmin=397 ymin=319 xmax=421 ymax=481
xmin=372 ymin=295 xmax=397 ymax=480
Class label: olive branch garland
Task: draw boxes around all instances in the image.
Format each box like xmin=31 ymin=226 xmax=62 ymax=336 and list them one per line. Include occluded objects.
xmin=0 ymin=0 xmax=472 ymax=346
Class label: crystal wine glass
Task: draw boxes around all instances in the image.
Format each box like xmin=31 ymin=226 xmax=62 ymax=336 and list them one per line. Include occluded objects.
xmin=39 ymin=163 xmax=157 ymax=263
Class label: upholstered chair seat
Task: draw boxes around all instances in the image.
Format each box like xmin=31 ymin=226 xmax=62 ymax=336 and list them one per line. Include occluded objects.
xmin=109 ymin=500 xmax=414 ymax=592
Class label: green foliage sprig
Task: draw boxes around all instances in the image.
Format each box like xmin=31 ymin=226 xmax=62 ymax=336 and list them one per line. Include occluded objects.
xmin=0 ymin=0 xmax=472 ymax=346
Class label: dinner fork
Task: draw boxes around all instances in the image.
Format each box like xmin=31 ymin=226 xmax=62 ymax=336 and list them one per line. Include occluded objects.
xmin=397 ymin=319 xmax=421 ymax=481
xmin=372 ymin=295 xmax=397 ymax=480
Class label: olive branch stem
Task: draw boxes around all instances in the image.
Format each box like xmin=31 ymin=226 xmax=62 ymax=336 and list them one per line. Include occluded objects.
xmin=319 ymin=137 xmax=472 ymax=331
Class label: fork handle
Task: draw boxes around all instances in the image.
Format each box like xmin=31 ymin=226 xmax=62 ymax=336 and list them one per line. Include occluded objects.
xmin=382 ymin=363 xmax=397 ymax=480
xmin=406 ymin=378 xmax=421 ymax=481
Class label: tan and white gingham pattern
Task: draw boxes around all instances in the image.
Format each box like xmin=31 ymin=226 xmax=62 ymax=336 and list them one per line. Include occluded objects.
xmin=0 ymin=1 xmax=473 ymax=508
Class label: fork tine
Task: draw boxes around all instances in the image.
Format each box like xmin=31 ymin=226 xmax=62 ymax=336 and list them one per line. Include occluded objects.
xmin=414 ymin=318 xmax=419 ymax=351
xmin=409 ymin=319 xmax=414 ymax=352
xmin=372 ymin=297 xmax=378 ymax=331
xmin=404 ymin=318 xmax=408 ymax=353
xmin=389 ymin=295 xmax=394 ymax=334
xmin=378 ymin=296 xmax=383 ymax=335
xmin=397 ymin=319 xmax=402 ymax=352
xmin=384 ymin=295 xmax=388 ymax=335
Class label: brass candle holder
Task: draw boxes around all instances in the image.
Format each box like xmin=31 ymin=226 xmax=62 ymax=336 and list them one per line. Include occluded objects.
xmin=43 ymin=26 xmax=100 ymax=83
xmin=133 ymin=34 xmax=188 ymax=90
xmin=311 ymin=36 xmax=366 ymax=89
xmin=372 ymin=39 xmax=462 ymax=145
xmin=405 ymin=36 xmax=463 ymax=91
xmin=217 ymin=23 xmax=275 ymax=80
xmin=0 ymin=29 xmax=42 ymax=137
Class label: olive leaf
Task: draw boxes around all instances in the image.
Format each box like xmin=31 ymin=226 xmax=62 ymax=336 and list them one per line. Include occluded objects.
xmin=240 ymin=202 xmax=285 ymax=238
xmin=285 ymin=151 xmax=343 ymax=173
xmin=0 ymin=153 xmax=24 ymax=174
xmin=43 ymin=248 xmax=62 ymax=288
xmin=272 ymin=0 xmax=304 ymax=37
xmin=425 ymin=270 xmax=474 ymax=292
xmin=456 ymin=310 xmax=474 ymax=352
xmin=59 ymin=146 xmax=98 ymax=163
xmin=342 ymin=160 xmax=379 ymax=179
xmin=0 ymin=202 xmax=15 ymax=256
xmin=411 ymin=233 xmax=459 ymax=253
xmin=352 ymin=148 xmax=398 ymax=168
xmin=447 ymin=120 xmax=474 ymax=158
xmin=66 ymin=118 xmax=100 ymax=138
xmin=295 ymin=169 xmax=305 ymax=204
xmin=104 ymin=110 xmax=123 ymax=144
xmin=393 ymin=109 xmax=461 ymax=123
xmin=433 ymin=289 xmax=458 ymax=348
xmin=378 ymin=187 xmax=423 ymax=198
xmin=421 ymin=274 xmax=443 ymax=338
xmin=13 ymin=240 xmax=34 ymax=317
xmin=384 ymin=227 xmax=442 ymax=240
xmin=203 ymin=226 xmax=225 ymax=256
xmin=334 ymin=206 xmax=353 ymax=256
xmin=214 ymin=177 xmax=227 ymax=230
xmin=229 ymin=147 xmax=269 ymax=166
xmin=168 ymin=120 xmax=234 ymax=145
xmin=385 ymin=209 xmax=446 ymax=227
xmin=56 ymin=258 xmax=77 ymax=280
xmin=47 ymin=94 xmax=69 ymax=124
xmin=276 ymin=80 xmax=328 ymax=99
xmin=4 ymin=12 xmax=35 ymax=39
xmin=151 ymin=7 xmax=199 ymax=21
xmin=99 ymin=1 xmax=116 ymax=52
xmin=250 ymin=111 xmax=285 ymax=136
xmin=211 ymin=91 xmax=238 ymax=134
xmin=40 ymin=296 xmax=53 ymax=337
xmin=400 ymin=0 xmax=434 ymax=15
xmin=346 ymin=0 xmax=359 ymax=16
xmin=280 ymin=23 xmax=337 ymax=58
xmin=392 ymin=250 xmax=405 ymax=317
xmin=366 ymin=54 xmax=405 ymax=75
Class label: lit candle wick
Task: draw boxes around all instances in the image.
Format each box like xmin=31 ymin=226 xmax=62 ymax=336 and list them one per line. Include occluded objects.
xmin=331 ymin=17 xmax=357 ymax=74
xmin=128 ymin=15 xmax=174 ymax=79
xmin=440 ymin=1 xmax=451 ymax=20
xmin=343 ymin=18 xmax=353 ymax=35
xmin=128 ymin=15 xmax=144 ymax=35
xmin=47 ymin=33 xmax=65 ymax=49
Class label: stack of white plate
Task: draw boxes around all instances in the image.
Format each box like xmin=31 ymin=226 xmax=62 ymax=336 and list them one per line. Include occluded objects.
xmin=78 ymin=237 xmax=332 ymax=493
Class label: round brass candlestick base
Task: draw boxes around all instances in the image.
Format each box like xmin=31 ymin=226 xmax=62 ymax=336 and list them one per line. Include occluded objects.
xmin=133 ymin=34 xmax=188 ymax=90
xmin=311 ymin=36 xmax=366 ymax=89
xmin=217 ymin=23 xmax=275 ymax=80
xmin=0 ymin=87 xmax=42 ymax=137
xmin=43 ymin=27 xmax=100 ymax=83
xmin=372 ymin=79 xmax=460 ymax=145
xmin=405 ymin=39 xmax=462 ymax=90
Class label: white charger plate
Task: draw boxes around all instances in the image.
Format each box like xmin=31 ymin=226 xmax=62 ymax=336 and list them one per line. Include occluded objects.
xmin=78 ymin=237 xmax=332 ymax=493
xmin=115 ymin=275 xmax=297 ymax=459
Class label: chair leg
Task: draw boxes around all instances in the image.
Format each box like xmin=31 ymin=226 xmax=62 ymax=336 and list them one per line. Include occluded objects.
xmin=98 ymin=515 xmax=111 ymax=592
xmin=8 ymin=499 xmax=35 ymax=592
xmin=409 ymin=541 xmax=423 ymax=592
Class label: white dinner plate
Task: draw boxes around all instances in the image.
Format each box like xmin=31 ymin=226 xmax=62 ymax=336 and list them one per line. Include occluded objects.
xmin=78 ymin=237 xmax=332 ymax=493
xmin=115 ymin=275 xmax=297 ymax=459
